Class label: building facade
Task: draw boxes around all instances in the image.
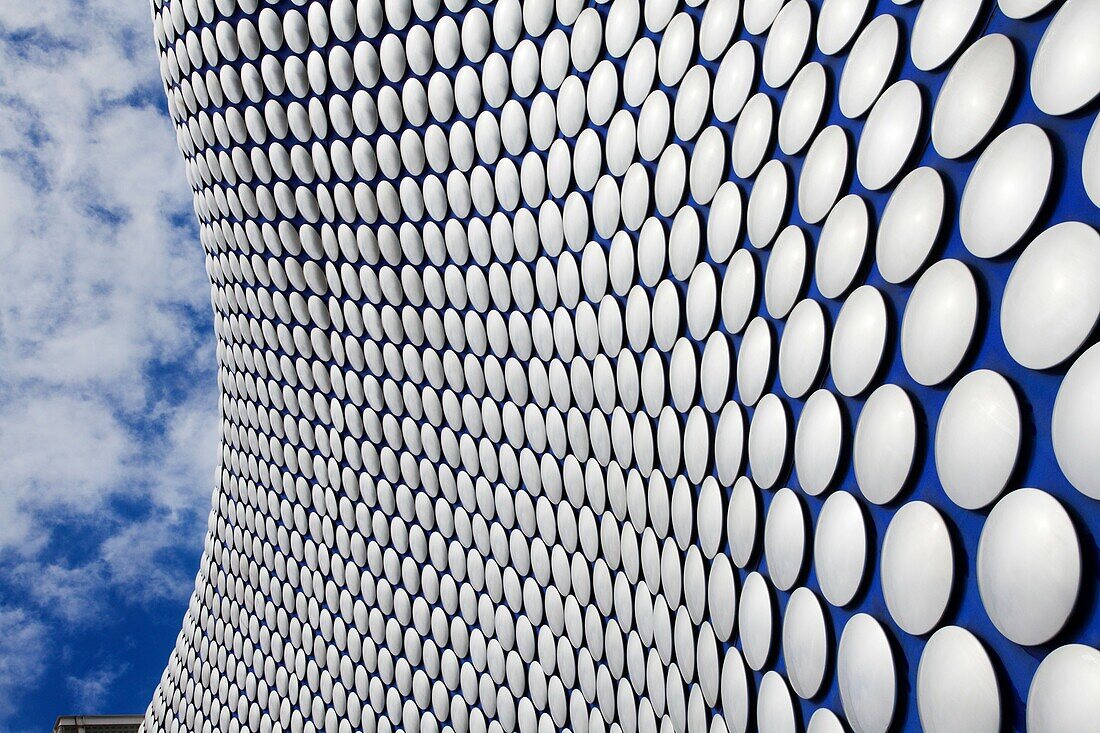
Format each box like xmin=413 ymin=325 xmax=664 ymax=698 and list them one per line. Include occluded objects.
xmin=143 ymin=0 xmax=1100 ymax=731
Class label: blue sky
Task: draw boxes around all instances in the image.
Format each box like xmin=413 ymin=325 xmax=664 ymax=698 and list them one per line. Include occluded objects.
xmin=0 ymin=2 xmax=216 ymax=730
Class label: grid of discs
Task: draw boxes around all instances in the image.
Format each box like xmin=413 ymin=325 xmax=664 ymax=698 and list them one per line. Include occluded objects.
xmin=142 ymin=0 xmax=1100 ymax=732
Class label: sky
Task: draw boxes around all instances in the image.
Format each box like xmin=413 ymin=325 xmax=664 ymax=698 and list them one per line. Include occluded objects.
xmin=0 ymin=2 xmax=217 ymax=730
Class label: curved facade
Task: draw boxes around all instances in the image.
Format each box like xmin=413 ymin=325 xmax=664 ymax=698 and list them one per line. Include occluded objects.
xmin=143 ymin=0 xmax=1100 ymax=731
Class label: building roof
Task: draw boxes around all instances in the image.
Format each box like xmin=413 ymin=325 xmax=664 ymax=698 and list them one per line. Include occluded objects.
xmin=53 ymin=715 xmax=143 ymax=733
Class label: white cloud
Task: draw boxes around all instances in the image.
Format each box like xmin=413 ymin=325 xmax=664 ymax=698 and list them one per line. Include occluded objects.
xmin=0 ymin=2 xmax=213 ymax=541
xmin=0 ymin=394 xmax=132 ymax=551
xmin=0 ymin=608 xmax=48 ymax=721
xmin=68 ymin=663 xmax=130 ymax=713
xmin=0 ymin=0 xmax=217 ymax=722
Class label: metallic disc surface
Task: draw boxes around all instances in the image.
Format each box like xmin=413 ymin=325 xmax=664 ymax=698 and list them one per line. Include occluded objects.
xmin=728 ymin=476 xmax=760 ymax=568
xmin=808 ymin=709 xmax=848 ymax=733
xmin=816 ymin=195 xmax=870 ymax=299
xmin=763 ymin=487 xmax=807 ymax=591
xmin=744 ymin=0 xmax=787 ymax=36
xmin=765 ymin=225 xmax=808 ymax=319
xmin=762 ymin=0 xmax=813 ymax=89
xmin=876 ymin=166 xmax=945 ymax=284
xmin=960 ymin=124 xmax=1053 ymax=259
xmin=794 ymin=389 xmax=843 ymax=496
xmin=715 ymin=402 xmax=747 ymax=485
xmin=854 ymin=384 xmax=917 ymax=505
xmin=935 ymin=370 xmax=1021 ymax=510
xmin=814 ymin=490 xmax=869 ymax=607
xmin=757 ymin=670 xmax=798 ymax=733
xmin=714 ymin=40 xmax=758 ymax=122
xmin=783 ymin=297 xmax=827 ymax=396
xmin=721 ymin=247 xmax=758 ymax=335
xmin=831 ymin=285 xmax=888 ymax=397
xmin=798 ymin=125 xmax=850 ymax=225
xmin=817 ymin=0 xmax=872 ymax=56
xmin=901 ymin=259 xmax=978 ymax=386
xmin=737 ymin=316 xmax=774 ymax=407
xmin=676 ymin=66 xmax=713 ymax=142
xmin=779 ymin=62 xmax=828 ymax=155
xmin=998 ymin=0 xmax=1059 ymax=18
xmin=931 ymin=33 xmax=1016 ymax=160
xmin=838 ymin=614 xmax=897 ymax=733
xmin=747 ymin=159 xmax=791 ymax=249
xmin=708 ymin=182 xmax=745 ymax=262
xmin=910 ymin=0 xmax=985 ymax=72
xmin=978 ymin=488 xmax=1082 ymax=646
xmin=708 ymin=554 xmax=738 ymax=641
xmin=782 ymin=586 xmax=829 ymax=699
xmin=917 ymin=626 xmax=1001 ymax=733
xmin=1027 ymin=644 xmax=1100 ymax=733
xmin=1085 ymin=112 xmax=1100 ymax=208
xmin=1030 ymin=0 xmax=1100 ymax=115
xmin=721 ymin=648 xmax=752 ymax=733
xmin=697 ymin=477 xmax=724 ymax=558
xmin=700 ymin=0 xmax=741 ymax=61
xmin=1000 ymin=221 xmax=1100 ymax=370
xmin=739 ymin=571 xmax=776 ymax=671
xmin=733 ymin=92 xmax=777 ymax=179
xmin=856 ymin=79 xmax=923 ymax=191
xmin=880 ymin=501 xmax=955 ymax=636
xmin=1053 ymin=343 xmax=1100 ymax=500
xmin=839 ymin=15 xmax=900 ymax=119
xmin=748 ymin=393 xmax=790 ymax=490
